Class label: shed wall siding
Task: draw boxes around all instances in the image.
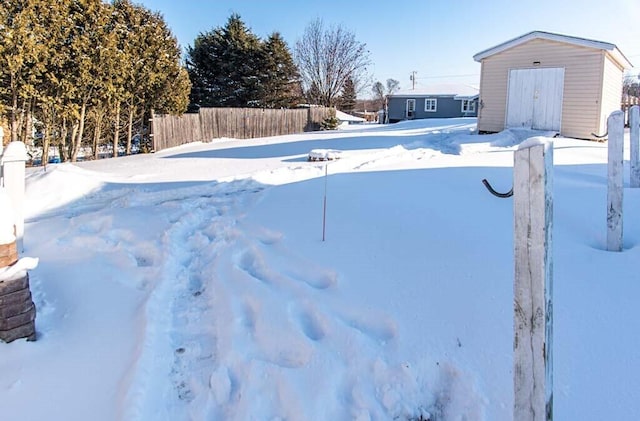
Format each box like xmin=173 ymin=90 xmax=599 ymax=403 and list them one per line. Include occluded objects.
xmin=599 ymin=52 xmax=625 ymax=136
xmin=478 ymin=38 xmax=605 ymax=139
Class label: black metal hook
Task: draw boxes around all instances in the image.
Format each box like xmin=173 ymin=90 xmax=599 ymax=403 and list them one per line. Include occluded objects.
xmin=591 ymin=130 xmax=608 ymax=139
xmin=482 ymin=179 xmax=513 ymax=198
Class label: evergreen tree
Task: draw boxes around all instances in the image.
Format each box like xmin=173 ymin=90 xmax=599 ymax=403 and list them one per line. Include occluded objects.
xmin=0 ymin=0 xmax=52 ymax=143
xmin=112 ymin=0 xmax=190 ymax=155
xmin=1 ymin=0 xmax=189 ymax=161
xmin=65 ymin=0 xmax=114 ymax=161
xmin=261 ymin=33 xmax=301 ymax=108
xmin=305 ymin=82 xmax=322 ymax=105
xmin=187 ymin=14 xmax=263 ymax=107
xmin=339 ymin=77 xmax=357 ymax=113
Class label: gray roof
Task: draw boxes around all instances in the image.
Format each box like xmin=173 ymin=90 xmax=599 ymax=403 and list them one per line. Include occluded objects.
xmin=390 ymin=83 xmax=479 ymax=99
xmin=473 ymin=31 xmax=633 ymax=69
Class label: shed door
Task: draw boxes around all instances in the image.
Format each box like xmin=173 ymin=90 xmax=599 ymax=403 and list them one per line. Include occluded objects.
xmin=506 ymin=68 xmax=564 ymax=131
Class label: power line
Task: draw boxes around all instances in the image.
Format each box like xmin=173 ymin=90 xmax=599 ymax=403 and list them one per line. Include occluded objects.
xmin=416 ymin=73 xmax=480 ymax=80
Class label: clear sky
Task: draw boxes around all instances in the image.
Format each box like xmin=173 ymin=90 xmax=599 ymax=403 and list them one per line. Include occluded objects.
xmin=139 ymin=0 xmax=640 ymax=94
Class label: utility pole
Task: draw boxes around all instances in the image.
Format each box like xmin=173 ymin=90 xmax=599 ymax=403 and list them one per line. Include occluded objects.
xmin=410 ymin=71 xmax=417 ymax=90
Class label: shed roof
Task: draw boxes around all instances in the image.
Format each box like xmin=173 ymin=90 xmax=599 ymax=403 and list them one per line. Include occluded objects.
xmin=473 ymin=30 xmax=633 ymax=69
xmin=390 ymin=83 xmax=479 ymax=99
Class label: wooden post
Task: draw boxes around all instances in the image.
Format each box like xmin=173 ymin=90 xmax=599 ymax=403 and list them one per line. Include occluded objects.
xmin=607 ymin=111 xmax=624 ymax=252
xmin=149 ymin=108 xmax=156 ymax=152
xmin=630 ymin=106 xmax=640 ymax=188
xmin=1 ymin=141 xmax=28 ymax=252
xmin=513 ymin=139 xmax=553 ymax=421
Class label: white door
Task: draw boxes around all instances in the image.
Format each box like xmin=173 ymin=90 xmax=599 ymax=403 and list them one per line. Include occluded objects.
xmin=406 ymin=99 xmax=416 ymax=119
xmin=506 ymin=68 xmax=564 ymax=131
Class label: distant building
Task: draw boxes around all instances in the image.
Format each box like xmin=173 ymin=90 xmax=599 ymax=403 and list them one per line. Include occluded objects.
xmin=386 ymin=84 xmax=479 ymax=123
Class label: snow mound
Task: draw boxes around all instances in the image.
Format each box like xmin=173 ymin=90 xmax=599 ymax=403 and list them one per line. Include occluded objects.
xmin=308 ymin=149 xmax=343 ymax=161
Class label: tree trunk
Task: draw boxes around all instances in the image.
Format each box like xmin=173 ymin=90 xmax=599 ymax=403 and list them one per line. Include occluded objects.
xmin=113 ymin=102 xmax=121 ymax=158
xmin=10 ymin=75 xmax=19 ymax=143
xmin=92 ymin=108 xmax=103 ymax=160
xmin=19 ymin=98 xmax=33 ymax=145
xmin=41 ymin=126 xmax=50 ymax=167
xmin=126 ymin=104 xmax=134 ymax=155
xmin=64 ymin=122 xmax=78 ymax=163
xmin=71 ymin=102 xmax=87 ymax=162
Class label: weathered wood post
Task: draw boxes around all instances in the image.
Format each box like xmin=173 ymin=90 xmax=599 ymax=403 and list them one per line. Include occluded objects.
xmin=513 ymin=139 xmax=553 ymax=421
xmin=149 ymin=109 xmax=156 ymax=152
xmin=607 ymin=111 xmax=624 ymax=252
xmin=630 ymin=106 xmax=640 ymax=188
xmin=1 ymin=141 xmax=28 ymax=252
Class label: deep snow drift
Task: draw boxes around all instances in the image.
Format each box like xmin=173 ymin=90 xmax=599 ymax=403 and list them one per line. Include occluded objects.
xmin=1 ymin=118 xmax=639 ymax=421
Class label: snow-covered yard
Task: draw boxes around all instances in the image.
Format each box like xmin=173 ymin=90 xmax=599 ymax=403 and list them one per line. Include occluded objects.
xmin=1 ymin=118 xmax=639 ymax=420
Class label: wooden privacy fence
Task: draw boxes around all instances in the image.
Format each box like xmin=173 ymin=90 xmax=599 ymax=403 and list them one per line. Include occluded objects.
xmin=151 ymin=107 xmax=334 ymax=151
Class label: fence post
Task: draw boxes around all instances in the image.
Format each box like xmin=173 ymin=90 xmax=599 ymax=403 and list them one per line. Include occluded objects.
xmin=149 ymin=109 xmax=156 ymax=152
xmin=513 ymin=139 xmax=553 ymax=421
xmin=607 ymin=111 xmax=624 ymax=252
xmin=1 ymin=141 xmax=28 ymax=252
xmin=630 ymin=106 xmax=640 ymax=188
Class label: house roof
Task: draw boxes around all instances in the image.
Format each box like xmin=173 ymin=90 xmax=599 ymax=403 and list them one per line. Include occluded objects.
xmin=390 ymin=83 xmax=479 ymax=99
xmin=473 ymin=30 xmax=633 ymax=69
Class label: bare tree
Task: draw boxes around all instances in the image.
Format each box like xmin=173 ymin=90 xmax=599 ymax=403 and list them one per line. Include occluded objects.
xmin=372 ymin=81 xmax=385 ymax=106
xmin=372 ymin=78 xmax=400 ymax=113
xmin=623 ymin=73 xmax=639 ymax=98
xmin=386 ymin=78 xmax=400 ymax=95
xmin=295 ymin=19 xmax=371 ymax=107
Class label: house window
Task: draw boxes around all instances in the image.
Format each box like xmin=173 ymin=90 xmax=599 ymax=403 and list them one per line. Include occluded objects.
xmin=406 ymin=99 xmax=416 ymax=119
xmin=461 ymin=99 xmax=476 ymax=113
xmin=425 ymin=98 xmax=437 ymax=112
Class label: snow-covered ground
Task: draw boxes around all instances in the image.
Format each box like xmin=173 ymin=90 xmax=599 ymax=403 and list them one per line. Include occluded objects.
xmin=1 ymin=118 xmax=639 ymax=420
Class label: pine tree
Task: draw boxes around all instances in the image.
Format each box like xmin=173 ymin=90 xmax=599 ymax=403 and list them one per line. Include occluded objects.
xmin=187 ymin=14 xmax=263 ymax=107
xmin=339 ymin=77 xmax=357 ymax=113
xmin=261 ymin=33 xmax=301 ymax=108
xmin=305 ymin=82 xmax=322 ymax=105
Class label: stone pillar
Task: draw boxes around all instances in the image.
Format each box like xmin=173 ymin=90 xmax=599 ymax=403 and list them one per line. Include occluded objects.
xmin=0 ymin=236 xmax=36 ymax=343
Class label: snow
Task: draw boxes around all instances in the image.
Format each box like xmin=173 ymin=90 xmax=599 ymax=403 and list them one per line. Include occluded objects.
xmin=335 ymin=109 xmax=366 ymax=123
xmin=0 ymin=257 xmax=38 ymax=282
xmin=518 ymin=136 xmax=551 ymax=150
xmin=2 ymin=117 xmax=640 ymax=420
xmin=308 ymin=149 xmax=343 ymax=161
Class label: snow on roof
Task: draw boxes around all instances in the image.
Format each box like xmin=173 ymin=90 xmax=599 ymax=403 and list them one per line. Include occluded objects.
xmin=390 ymin=83 xmax=479 ymax=99
xmin=335 ymin=110 xmax=366 ymax=122
xmin=473 ymin=30 xmax=633 ymax=69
